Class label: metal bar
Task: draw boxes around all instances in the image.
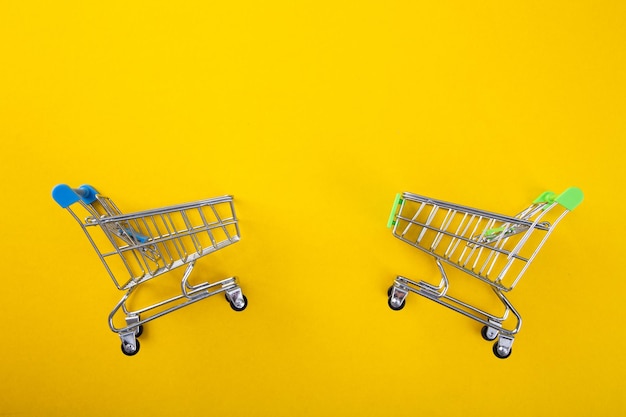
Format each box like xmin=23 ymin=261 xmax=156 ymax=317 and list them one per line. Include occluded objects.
xmin=97 ymin=196 xmax=234 ymax=223
xmin=444 ymin=212 xmax=472 ymax=260
xmin=110 ymin=276 xmax=240 ymax=332
xmin=431 ymin=209 xmax=456 ymax=251
xmin=401 ymin=192 xmax=551 ymax=231
xmin=417 ymin=205 xmax=438 ymax=244
xmin=211 ymin=204 xmax=233 ymax=242
xmin=507 ymin=209 xmax=569 ymax=288
xmin=395 ymin=217 xmax=529 ymax=262
xmin=397 ymin=276 xmax=521 ymax=336
xmin=400 ymin=201 xmax=427 ymax=237
xmin=149 ymin=215 xmax=174 ymax=267
xmin=180 ymin=209 xmax=201 ymax=254
xmin=197 ymin=206 xmax=218 ymax=248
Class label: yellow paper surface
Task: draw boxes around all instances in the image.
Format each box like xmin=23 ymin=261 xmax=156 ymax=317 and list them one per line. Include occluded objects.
xmin=1 ymin=1 xmax=624 ymax=415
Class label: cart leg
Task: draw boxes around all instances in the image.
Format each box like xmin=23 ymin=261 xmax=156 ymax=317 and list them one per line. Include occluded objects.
xmin=126 ymin=314 xmax=143 ymax=337
xmin=120 ymin=315 xmax=141 ymax=356
xmin=120 ymin=333 xmax=140 ymax=356
xmin=493 ymin=335 xmax=514 ymax=359
xmin=387 ymin=281 xmax=409 ymax=311
xmin=225 ymin=286 xmax=247 ymax=311
xmin=481 ymin=319 xmax=500 ymax=341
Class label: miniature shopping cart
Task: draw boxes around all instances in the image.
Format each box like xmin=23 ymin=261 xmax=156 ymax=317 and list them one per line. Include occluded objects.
xmin=53 ymin=184 xmax=247 ymax=356
xmin=386 ymin=187 xmax=583 ymax=358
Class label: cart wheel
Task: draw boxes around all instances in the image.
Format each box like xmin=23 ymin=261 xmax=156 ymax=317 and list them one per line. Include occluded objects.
xmin=481 ymin=326 xmax=497 ymax=341
xmin=229 ymin=295 xmax=248 ymax=312
xmin=387 ymin=296 xmax=405 ymax=311
xmin=387 ymin=286 xmax=394 ymax=297
xmin=492 ymin=341 xmax=512 ymax=359
xmin=135 ymin=325 xmax=144 ymax=338
xmin=121 ymin=339 xmax=140 ymax=356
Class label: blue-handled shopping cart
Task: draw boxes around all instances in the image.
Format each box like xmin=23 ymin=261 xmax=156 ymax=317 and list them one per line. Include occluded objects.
xmin=53 ymin=184 xmax=248 ymax=356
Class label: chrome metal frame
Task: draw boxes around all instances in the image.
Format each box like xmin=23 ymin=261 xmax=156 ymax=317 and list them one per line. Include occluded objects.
xmin=387 ymin=191 xmax=574 ymax=358
xmin=60 ymin=186 xmax=246 ymax=355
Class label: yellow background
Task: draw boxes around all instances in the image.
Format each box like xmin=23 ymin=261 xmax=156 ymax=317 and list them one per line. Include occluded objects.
xmin=1 ymin=1 xmax=624 ymax=415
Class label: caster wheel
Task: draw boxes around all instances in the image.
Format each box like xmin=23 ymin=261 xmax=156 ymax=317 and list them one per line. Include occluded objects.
xmin=121 ymin=339 xmax=140 ymax=356
xmin=492 ymin=341 xmax=512 ymax=359
xmin=387 ymin=296 xmax=405 ymax=311
xmin=229 ymin=295 xmax=248 ymax=312
xmin=481 ymin=326 xmax=497 ymax=341
xmin=135 ymin=325 xmax=144 ymax=338
xmin=387 ymin=286 xmax=394 ymax=297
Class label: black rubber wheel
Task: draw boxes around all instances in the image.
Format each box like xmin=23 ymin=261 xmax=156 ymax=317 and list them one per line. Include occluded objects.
xmin=135 ymin=325 xmax=144 ymax=338
xmin=387 ymin=296 xmax=405 ymax=311
xmin=121 ymin=339 xmax=140 ymax=356
xmin=387 ymin=286 xmax=394 ymax=297
xmin=481 ymin=326 xmax=497 ymax=341
xmin=492 ymin=341 xmax=512 ymax=359
xmin=229 ymin=295 xmax=248 ymax=312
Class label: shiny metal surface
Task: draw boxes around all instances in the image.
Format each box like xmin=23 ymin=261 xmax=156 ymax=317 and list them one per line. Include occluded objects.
xmin=60 ymin=186 xmax=246 ymax=355
xmin=387 ymin=191 xmax=574 ymax=358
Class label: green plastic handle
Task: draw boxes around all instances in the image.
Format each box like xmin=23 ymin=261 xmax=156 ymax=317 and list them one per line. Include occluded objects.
xmin=533 ymin=187 xmax=584 ymax=211
xmin=533 ymin=191 xmax=557 ymax=205
xmin=387 ymin=193 xmax=403 ymax=228
xmin=485 ymin=226 xmax=506 ymax=237
xmin=555 ymin=187 xmax=584 ymax=211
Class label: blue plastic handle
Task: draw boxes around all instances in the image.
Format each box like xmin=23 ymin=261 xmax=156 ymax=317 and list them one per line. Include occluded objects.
xmin=52 ymin=184 xmax=99 ymax=208
xmin=123 ymin=228 xmax=150 ymax=243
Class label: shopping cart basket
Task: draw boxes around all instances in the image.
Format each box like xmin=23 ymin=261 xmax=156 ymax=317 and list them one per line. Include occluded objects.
xmin=53 ymin=184 xmax=248 ymax=356
xmin=386 ymin=187 xmax=583 ymax=358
